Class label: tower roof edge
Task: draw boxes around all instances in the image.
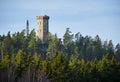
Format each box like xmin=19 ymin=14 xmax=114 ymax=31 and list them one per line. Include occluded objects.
xmin=36 ymin=15 xmax=49 ymax=19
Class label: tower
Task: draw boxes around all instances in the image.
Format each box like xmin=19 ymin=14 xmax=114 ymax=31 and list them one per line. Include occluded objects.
xmin=26 ymin=20 xmax=29 ymax=38
xmin=36 ymin=15 xmax=49 ymax=42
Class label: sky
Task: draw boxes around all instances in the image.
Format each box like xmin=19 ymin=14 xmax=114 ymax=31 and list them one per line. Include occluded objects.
xmin=0 ymin=0 xmax=120 ymax=45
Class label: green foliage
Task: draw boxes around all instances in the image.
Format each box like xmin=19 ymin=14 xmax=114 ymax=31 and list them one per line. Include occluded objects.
xmin=14 ymin=50 xmax=27 ymax=80
xmin=0 ymin=28 xmax=120 ymax=82
xmin=28 ymin=29 xmax=36 ymax=55
xmin=0 ymin=54 xmax=10 ymax=69
xmin=63 ymin=28 xmax=74 ymax=60
xmin=47 ymin=34 xmax=63 ymax=58
xmin=43 ymin=54 xmax=69 ymax=82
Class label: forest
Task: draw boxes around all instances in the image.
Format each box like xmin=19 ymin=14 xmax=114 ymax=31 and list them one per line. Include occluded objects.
xmin=0 ymin=28 xmax=120 ymax=82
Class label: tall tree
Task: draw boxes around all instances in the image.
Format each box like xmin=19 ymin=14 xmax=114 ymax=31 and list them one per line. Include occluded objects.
xmin=92 ymin=35 xmax=102 ymax=60
xmin=63 ymin=28 xmax=74 ymax=60
xmin=47 ymin=34 xmax=63 ymax=57
xmin=28 ymin=29 xmax=36 ymax=55
xmin=115 ymin=43 xmax=120 ymax=61
xmin=14 ymin=50 xmax=27 ymax=81
xmin=1 ymin=32 xmax=13 ymax=57
xmin=107 ymin=40 xmax=114 ymax=56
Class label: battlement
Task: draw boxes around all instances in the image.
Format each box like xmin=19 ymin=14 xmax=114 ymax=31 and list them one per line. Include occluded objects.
xmin=36 ymin=15 xmax=49 ymax=20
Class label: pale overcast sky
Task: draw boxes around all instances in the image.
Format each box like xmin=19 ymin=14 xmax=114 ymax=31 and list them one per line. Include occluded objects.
xmin=0 ymin=0 xmax=120 ymax=45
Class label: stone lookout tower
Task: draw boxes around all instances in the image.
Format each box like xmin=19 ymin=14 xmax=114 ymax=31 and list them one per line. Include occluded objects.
xmin=36 ymin=15 xmax=49 ymax=42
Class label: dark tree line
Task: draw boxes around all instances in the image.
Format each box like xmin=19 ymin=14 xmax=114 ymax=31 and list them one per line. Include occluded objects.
xmin=0 ymin=28 xmax=120 ymax=82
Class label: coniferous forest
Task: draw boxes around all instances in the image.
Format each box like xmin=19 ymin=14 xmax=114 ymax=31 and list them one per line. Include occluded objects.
xmin=0 ymin=28 xmax=120 ymax=82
